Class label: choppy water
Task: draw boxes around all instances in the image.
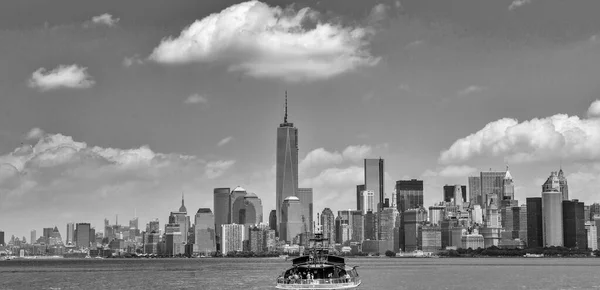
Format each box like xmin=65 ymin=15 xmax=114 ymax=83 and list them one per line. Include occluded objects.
xmin=1 ymin=257 xmax=600 ymax=290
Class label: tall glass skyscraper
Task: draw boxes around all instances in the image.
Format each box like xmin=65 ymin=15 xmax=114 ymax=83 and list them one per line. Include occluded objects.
xmin=396 ymin=179 xmax=424 ymax=213
xmin=480 ymin=171 xmax=506 ymax=209
xmin=468 ymin=176 xmax=482 ymax=205
xmin=276 ymin=93 xmax=298 ymax=237
xmin=194 ymin=208 xmax=216 ymax=254
xmin=297 ymin=188 xmax=313 ymax=233
xmin=364 ymin=159 xmax=384 ymax=212
xmin=542 ymin=172 xmax=563 ymax=247
xmin=321 ymin=208 xmax=335 ymax=244
xmin=66 ymin=223 xmax=74 ymax=246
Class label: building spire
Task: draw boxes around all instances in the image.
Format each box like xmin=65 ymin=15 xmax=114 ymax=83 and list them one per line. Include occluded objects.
xmin=284 ymin=90 xmax=288 ymax=124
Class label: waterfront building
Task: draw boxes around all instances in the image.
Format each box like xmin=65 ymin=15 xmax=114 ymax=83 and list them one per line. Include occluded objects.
xmin=75 ymin=223 xmax=91 ymax=249
xmin=462 ymin=229 xmax=485 ymax=250
xmin=249 ymin=226 xmax=265 ymax=253
xmin=563 ymin=200 xmax=587 ymax=249
xmin=356 ymin=185 xmax=365 ymax=212
xmin=194 ymin=208 xmax=216 ymax=255
xmin=297 ymin=188 xmax=313 ymax=234
xmin=276 ymin=93 xmax=299 ymax=238
xmin=481 ymin=200 xmax=501 ymax=247
xmin=480 ymin=170 xmax=506 ymax=211
xmin=165 ymin=223 xmax=184 ymax=256
xmin=595 ymin=215 xmax=600 ymax=249
xmin=0 ymin=231 xmax=4 ymax=246
xmin=43 ymin=227 xmax=53 ymax=243
xmin=421 ymin=226 xmax=442 ymax=253
xmin=403 ymin=208 xmax=427 ymax=252
xmin=30 ymin=230 xmax=36 ymax=245
xmin=557 ymin=169 xmax=569 ymax=200
xmin=66 ymin=223 xmax=74 ymax=246
xmin=321 ymin=208 xmax=335 ymax=244
xmin=143 ymin=231 xmax=160 ymax=254
xmin=526 ymin=197 xmax=543 ymax=248
xmin=280 ymin=196 xmax=303 ymax=243
xmin=542 ymin=172 xmax=563 ymax=247
xmin=213 ymin=187 xmax=231 ymax=249
xmin=428 ymin=205 xmax=445 ymax=226
xmin=519 ymin=205 xmax=528 ymax=244
xmin=364 ymin=211 xmax=377 ymax=241
xmin=443 ymin=185 xmax=467 ymax=204
xmin=585 ymin=222 xmax=598 ymax=251
xmin=396 ymin=179 xmax=424 ymax=213
xmin=365 ymin=159 xmax=385 ymax=212
xmin=379 ymin=207 xmax=400 ymax=241
xmin=468 ymin=176 xmax=482 ymax=205
xmin=351 ymin=211 xmax=364 ymax=243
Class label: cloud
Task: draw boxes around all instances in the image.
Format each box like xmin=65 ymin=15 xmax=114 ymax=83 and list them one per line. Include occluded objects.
xmin=28 ymin=64 xmax=95 ymax=91
xmin=367 ymin=4 xmax=389 ymax=24
xmin=458 ymin=85 xmax=486 ymax=97
xmin=438 ymin=165 xmax=478 ymax=178
xmin=342 ymin=145 xmax=373 ymax=162
xmin=90 ymin=13 xmax=120 ymax=27
xmin=149 ymin=1 xmax=379 ymax=82
xmin=439 ymin=100 xmax=600 ymax=165
xmin=217 ymin=136 xmax=234 ymax=147
xmin=300 ymin=166 xmax=363 ymax=209
xmin=508 ymin=0 xmax=532 ymax=11
xmin=205 ymin=160 xmax=236 ymax=179
xmin=184 ymin=94 xmax=208 ymax=104
xmin=25 ymin=128 xmax=44 ymax=140
xmin=587 ymin=100 xmax=600 ymax=118
xmin=405 ymin=40 xmax=423 ymax=49
xmin=591 ymin=35 xmax=599 ymax=43
xmin=299 ymin=145 xmax=372 ymax=173
xmin=122 ymin=55 xmax=144 ymax=67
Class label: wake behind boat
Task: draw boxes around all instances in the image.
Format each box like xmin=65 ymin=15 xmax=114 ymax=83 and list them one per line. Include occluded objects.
xmin=275 ymin=233 xmax=361 ymax=289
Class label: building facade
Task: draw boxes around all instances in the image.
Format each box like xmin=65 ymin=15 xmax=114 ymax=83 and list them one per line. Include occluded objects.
xmin=364 ymin=159 xmax=384 ymax=212
xmin=281 ymin=196 xmax=303 ymax=243
xmin=396 ymin=179 xmax=424 ymax=213
xmin=526 ymin=197 xmax=543 ymax=248
xmin=276 ymin=94 xmax=299 ymax=238
xmin=542 ymin=174 xmax=563 ymax=247
xmin=297 ymin=188 xmax=314 ymax=234
xmin=562 ymin=200 xmax=587 ymax=249
xmin=221 ymin=224 xmax=245 ymax=255
xmin=194 ymin=208 xmax=216 ymax=255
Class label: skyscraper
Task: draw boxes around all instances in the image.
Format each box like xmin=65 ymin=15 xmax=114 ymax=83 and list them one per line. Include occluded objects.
xmin=503 ymin=168 xmax=514 ymax=201
xmin=468 ymin=176 xmax=482 ymax=205
xmin=231 ymin=187 xmax=263 ymax=225
xmin=269 ymin=210 xmax=277 ymax=232
xmin=557 ymin=169 xmax=569 ymax=200
xmin=297 ymin=188 xmax=313 ymax=234
xmin=30 ymin=230 xmax=36 ymax=245
xmin=361 ymin=190 xmax=375 ymax=214
xmin=213 ymin=187 xmax=231 ymax=249
xmin=281 ymin=196 xmax=303 ymax=243
xmin=0 ymin=231 xmax=4 ymax=246
xmin=194 ymin=208 xmax=216 ymax=254
xmin=43 ymin=227 xmax=53 ymax=244
xmin=169 ymin=195 xmax=189 ymax=244
xmin=321 ymin=208 xmax=335 ymax=244
xmin=276 ymin=92 xmax=299 ymax=238
xmin=364 ymin=159 xmax=384 ymax=212
xmin=563 ymin=200 xmax=586 ymax=249
xmin=356 ymin=185 xmax=365 ymax=211
xmin=221 ymin=224 xmax=245 ymax=255
xmin=443 ymin=185 xmax=467 ymax=204
xmin=396 ymin=179 xmax=424 ymax=213
xmin=66 ymin=223 xmax=74 ymax=246
xmin=75 ymin=223 xmax=91 ymax=249
xmin=480 ymin=171 xmax=506 ymax=210
xmin=542 ymin=172 xmax=563 ymax=247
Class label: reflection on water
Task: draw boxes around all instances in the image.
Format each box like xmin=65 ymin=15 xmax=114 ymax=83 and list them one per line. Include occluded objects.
xmin=1 ymin=257 xmax=600 ymax=290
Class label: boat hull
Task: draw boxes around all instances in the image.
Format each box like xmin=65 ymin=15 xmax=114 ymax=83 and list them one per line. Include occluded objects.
xmin=276 ymin=279 xmax=361 ymax=289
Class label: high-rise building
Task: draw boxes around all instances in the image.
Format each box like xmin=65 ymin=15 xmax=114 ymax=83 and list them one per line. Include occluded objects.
xmin=213 ymin=187 xmax=231 ymax=250
xmin=230 ymin=187 xmax=263 ymax=226
xmin=364 ymin=159 xmax=384 ymax=212
xmin=75 ymin=223 xmax=91 ymax=249
xmin=276 ymin=92 xmax=299 ymax=238
xmin=468 ymin=176 xmax=482 ymax=205
xmin=396 ymin=179 xmax=424 ymax=213
xmin=269 ymin=210 xmax=277 ymax=232
xmin=350 ymin=211 xmax=364 ymax=243
xmin=443 ymin=185 xmax=467 ymax=204
xmin=364 ymin=211 xmax=377 ymax=241
xmin=361 ymin=190 xmax=375 ymax=214
xmin=43 ymin=227 xmax=53 ymax=244
xmin=526 ymin=197 xmax=543 ymax=248
xmin=480 ymin=171 xmax=506 ymax=210
xmin=590 ymin=203 xmax=600 ymax=221
xmin=147 ymin=219 xmax=159 ymax=233
xmin=0 ymin=231 xmax=4 ymax=246
xmin=542 ymin=172 xmax=563 ymax=247
xmin=557 ymin=169 xmax=569 ymax=200
xmin=321 ymin=208 xmax=335 ymax=244
xmin=66 ymin=223 xmax=74 ymax=246
xmin=563 ymin=200 xmax=587 ymax=249
xmin=586 ymin=221 xmax=598 ymax=251
xmin=356 ymin=185 xmax=365 ymax=212
xmin=281 ymin=196 xmax=303 ymax=243
xmin=170 ymin=195 xmax=189 ymax=246
xmin=503 ymin=168 xmax=514 ymax=201
xmin=194 ymin=208 xmax=216 ymax=255
xmin=429 ymin=206 xmax=445 ymax=226
xmin=221 ymin=224 xmax=245 ymax=255
xmin=379 ymin=207 xmax=400 ymax=241
xmin=30 ymin=230 xmax=36 ymax=245
xmin=403 ymin=208 xmax=427 ymax=252
xmin=165 ymin=223 xmax=184 ymax=256
xmin=297 ymin=188 xmax=313 ymax=234
xmin=519 ymin=205 xmax=528 ymax=243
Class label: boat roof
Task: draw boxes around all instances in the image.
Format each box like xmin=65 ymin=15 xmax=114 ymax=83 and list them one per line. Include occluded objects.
xmin=291 ymin=255 xmax=346 ymax=266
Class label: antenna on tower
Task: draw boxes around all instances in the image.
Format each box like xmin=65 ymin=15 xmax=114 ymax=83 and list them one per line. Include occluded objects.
xmin=284 ymin=90 xmax=288 ymax=124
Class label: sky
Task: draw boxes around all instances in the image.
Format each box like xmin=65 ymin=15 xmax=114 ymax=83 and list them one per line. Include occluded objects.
xmin=1 ymin=0 xmax=600 ymax=240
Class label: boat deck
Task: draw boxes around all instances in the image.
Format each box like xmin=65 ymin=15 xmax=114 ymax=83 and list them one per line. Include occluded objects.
xmin=276 ymin=277 xmax=361 ymax=289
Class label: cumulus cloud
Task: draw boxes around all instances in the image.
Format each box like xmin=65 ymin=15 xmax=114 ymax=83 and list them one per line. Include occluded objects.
xmin=367 ymin=3 xmax=389 ymax=24
xmin=149 ymin=1 xmax=379 ymax=82
xmin=25 ymin=128 xmax=44 ymax=140
xmin=184 ymin=94 xmax=208 ymax=104
xmin=300 ymin=166 xmax=363 ymax=209
xmin=458 ymin=85 xmax=486 ymax=97
xmin=299 ymin=145 xmax=372 ymax=173
xmin=509 ymin=0 xmax=532 ymax=11
xmin=439 ymin=100 xmax=600 ymax=164
xmin=217 ymin=136 xmax=234 ymax=147
xmin=405 ymin=40 xmax=423 ymax=49
xmin=28 ymin=64 xmax=95 ymax=91
xmin=205 ymin=160 xmax=236 ymax=179
xmin=90 ymin=13 xmax=120 ymax=27
xmin=122 ymin=55 xmax=144 ymax=67
xmin=587 ymin=100 xmax=600 ymax=118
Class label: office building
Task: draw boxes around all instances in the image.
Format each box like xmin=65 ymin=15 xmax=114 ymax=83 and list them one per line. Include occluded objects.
xmin=361 ymin=190 xmax=375 ymax=214
xmin=66 ymin=223 xmax=74 ymax=246
xmin=321 ymin=208 xmax=335 ymax=244
xmin=429 ymin=205 xmax=445 ymax=226
xmin=269 ymin=210 xmax=277 ymax=232
xmin=563 ymin=200 xmax=587 ymax=249
xmin=379 ymin=207 xmax=400 ymax=241
xmin=403 ymin=208 xmax=427 ymax=252
xmin=169 ymin=196 xmax=189 ymax=246
xmin=542 ymin=172 xmax=563 ymax=247
xmin=364 ymin=211 xmax=378 ymax=241
xmin=557 ymin=169 xmax=569 ymax=200
xmin=0 ymin=231 xmax=4 ymax=246
xmin=297 ymin=188 xmax=313 ymax=234
xmin=590 ymin=203 xmax=600 ymax=221
xmin=443 ymin=185 xmax=467 ymax=204
xmin=165 ymin=223 xmax=184 ymax=256
xmin=503 ymin=168 xmax=514 ymax=201
xmin=222 ymin=224 xmax=245 ymax=255
xmin=526 ymin=197 xmax=543 ymax=248
xmin=356 ymin=185 xmax=365 ymax=212
xmin=396 ymin=179 xmax=424 ymax=213
xmin=364 ymin=158 xmax=384 ymax=212
xmin=194 ymin=208 xmax=216 ymax=254
xmin=43 ymin=227 xmax=53 ymax=243
xmin=468 ymin=176 xmax=482 ymax=205
xmin=214 ymin=187 xmax=231 ymax=248
xmin=30 ymin=230 xmax=36 ymax=245
xmin=586 ymin=222 xmax=598 ymax=250
xmin=281 ymin=196 xmax=303 ymax=243
xmin=231 ymin=187 xmax=263 ymax=226
xmin=462 ymin=229 xmax=485 ymax=250
xmin=421 ymin=226 xmax=442 ymax=253
xmin=480 ymin=171 xmax=506 ymax=210
xmin=75 ymin=223 xmax=91 ymax=249
xmin=276 ymin=93 xmax=299 ymax=237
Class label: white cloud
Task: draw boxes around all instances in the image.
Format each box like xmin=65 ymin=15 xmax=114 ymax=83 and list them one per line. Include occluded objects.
xmin=438 ymin=165 xmax=478 ymax=178
xmin=342 ymin=145 xmax=373 ymax=162
xmin=509 ymin=0 xmax=532 ymax=11
xmin=590 ymin=35 xmax=599 ymax=43
xmin=458 ymin=85 xmax=486 ymax=97
xmin=439 ymin=100 xmax=600 ymax=165
xmin=299 ymin=145 xmax=372 ymax=173
xmin=28 ymin=64 xmax=95 ymax=91
xmin=367 ymin=4 xmax=388 ymax=24
xmin=90 ymin=13 xmax=120 ymax=27
xmin=25 ymin=128 xmax=44 ymax=140
xmin=405 ymin=40 xmax=423 ymax=49
xmin=217 ymin=136 xmax=234 ymax=147
xmin=300 ymin=166 xmax=363 ymax=209
xmin=122 ymin=55 xmax=144 ymax=67
xmin=149 ymin=1 xmax=379 ymax=82
xmin=587 ymin=100 xmax=600 ymax=118
xmin=205 ymin=160 xmax=236 ymax=179
xmin=184 ymin=94 xmax=208 ymax=104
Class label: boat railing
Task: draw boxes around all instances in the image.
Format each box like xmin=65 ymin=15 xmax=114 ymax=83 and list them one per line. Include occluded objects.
xmin=276 ymin=277 xmax=361 ymax=287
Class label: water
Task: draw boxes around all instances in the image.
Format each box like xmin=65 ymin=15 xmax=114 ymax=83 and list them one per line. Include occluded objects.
xmin=1 ymin=257 xmax=600 ymax=289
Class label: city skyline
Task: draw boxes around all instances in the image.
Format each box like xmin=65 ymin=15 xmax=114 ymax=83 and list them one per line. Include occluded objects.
xmin=2 ymin=0 xmax=600 ymax=240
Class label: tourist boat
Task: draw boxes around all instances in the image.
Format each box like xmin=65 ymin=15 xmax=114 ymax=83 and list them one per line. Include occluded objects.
xmin=524 ymin=253 xmax=544 ymax=258
xmin=275 ymin=233 xmax=361 ymax=289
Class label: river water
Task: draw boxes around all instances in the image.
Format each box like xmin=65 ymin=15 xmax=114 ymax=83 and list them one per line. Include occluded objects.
xmin=1 ymin=257 xmax=599 ymax=289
